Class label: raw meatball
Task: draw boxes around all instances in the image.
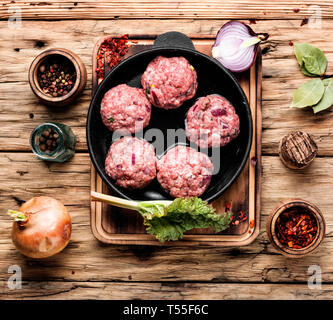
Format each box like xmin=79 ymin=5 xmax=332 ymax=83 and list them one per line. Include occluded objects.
xmin=100 ymin=84 xmax=151 ymax=134
xmin=157 ymin=145 xmax=213 ymax=198
xmin=105 ymin=137 xmax=157 ymax=189
xmin=141 ymin=56 xmax=198 ymax=109
xmin=185 ymin=94 xmax=240 ymax=148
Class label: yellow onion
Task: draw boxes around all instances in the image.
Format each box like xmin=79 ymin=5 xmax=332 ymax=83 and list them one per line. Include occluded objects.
xmin=9 ymin=196 xmax=72 ymax=259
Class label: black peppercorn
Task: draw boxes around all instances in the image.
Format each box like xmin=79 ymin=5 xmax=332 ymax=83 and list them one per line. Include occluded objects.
xmin=38 ymin=129 xmax=60 ymax=153
xmin=37 ymin=56 xmax=76 ymax=98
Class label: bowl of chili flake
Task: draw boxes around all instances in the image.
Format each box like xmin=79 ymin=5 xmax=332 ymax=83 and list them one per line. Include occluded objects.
xmin=266 ymin=199 xmax=325 ymax=258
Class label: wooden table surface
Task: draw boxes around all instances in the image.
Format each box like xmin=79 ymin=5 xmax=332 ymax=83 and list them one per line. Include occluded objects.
xmin=1 ymin=1 xmax=333 ymax=300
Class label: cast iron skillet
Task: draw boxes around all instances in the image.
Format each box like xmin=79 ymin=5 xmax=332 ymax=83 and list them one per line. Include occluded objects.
xmin=87 ymin=32 xmax=253 ymax=202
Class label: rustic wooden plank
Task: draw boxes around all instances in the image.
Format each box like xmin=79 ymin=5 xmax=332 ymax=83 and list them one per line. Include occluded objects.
xmin=1 ymin=281 xmax=332 ymax=300
xmin=1 ymin=19 xmax=333 ymax=155
xmin=1 ymin=1 xmax=333 ymax=20
xmin=0 ymin=153 xmax=332 ymax=283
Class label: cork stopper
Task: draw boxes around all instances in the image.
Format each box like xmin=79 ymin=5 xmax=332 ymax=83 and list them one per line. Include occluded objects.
xmin=278 ymin=131 xmax=318 ymax=169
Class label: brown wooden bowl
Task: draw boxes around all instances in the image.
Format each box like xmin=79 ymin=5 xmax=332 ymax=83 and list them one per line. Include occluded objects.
xmin=266 ymin=199 xmax=325 ymax=258
xmin=28 ymin=48 xmax=87 ymax=107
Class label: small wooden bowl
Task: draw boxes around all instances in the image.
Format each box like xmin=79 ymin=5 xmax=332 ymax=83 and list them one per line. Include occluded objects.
xmin=266 ymin=199 xmax=325 ymax=258
xmin=278 ymin=131 xmax=318 ymax=170
xmin=28 ymin=48 xmax=87 ymax=107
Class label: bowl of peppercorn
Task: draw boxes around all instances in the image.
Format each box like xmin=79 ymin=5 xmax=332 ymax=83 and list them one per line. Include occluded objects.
xmin=29 ymin=48 xmax=87 ymax=107
xmin=266 ymin=199 xmax=326 ymax=258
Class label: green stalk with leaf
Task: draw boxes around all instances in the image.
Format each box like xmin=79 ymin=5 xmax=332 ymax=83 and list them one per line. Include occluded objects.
xmin=290 ymin=43 xmax=333 ymax=113
xmin=91 ymin=191 xmax=232 ymax=242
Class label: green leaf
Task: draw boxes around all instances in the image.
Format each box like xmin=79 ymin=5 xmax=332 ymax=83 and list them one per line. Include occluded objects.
xmin=7 ymin=210 xmax=27 ymax=222
xmin=145 ymin=87 xmax=150 ymax=95
xmin=313 ymin=79 xmax=333 ymax=113
xmin=294 ymin=43 xmax=327 ymax=76
xmin=138 ymin=202 xmax=166 ymax=219
xmin=303 ymin=55 xmax=327 ymax=76
xmin=322 ymin=78 xmax=331 ymax=87
xmin=141 ymin=197 xmax=232 ymax=242
xmin=91 ymin=192 xmax=233 ymax=243
xmin=108 ymin=117 xmax=114 ymax=123
xmin=300 ymin=65 xmax=317 ymax=77
xmin=290 ymin=79 xmax=325 ymax=108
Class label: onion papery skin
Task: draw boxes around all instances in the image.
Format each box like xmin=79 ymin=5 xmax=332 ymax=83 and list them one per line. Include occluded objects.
xmin=11 ymin=196 xmax=72 ymax=259
xmin=212 ymin=21 xmax=264 ymax=73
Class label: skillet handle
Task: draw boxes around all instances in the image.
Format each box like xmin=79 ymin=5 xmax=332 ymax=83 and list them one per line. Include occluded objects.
xmin=153 ymin=31 xmax=195 ymax=50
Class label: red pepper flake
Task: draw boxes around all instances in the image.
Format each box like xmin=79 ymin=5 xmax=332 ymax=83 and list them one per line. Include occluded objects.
xmin=249 ymin=19 xmax=257 ymax=24
xmin=293 ymin=8 xmax=300 ymax=13
xmin=275 ymin=207 xmax=318 ymax=249
xmin=231 ymin=210 xmax=248 ymax=226
xmin=96 ymin=34 xmax=130 ymax=82
xmin=289 ymin=41 xmax=294 ymax=46
xmin=225 ymin=202 xmax=231 ymax=212
xmin=300 ymin=18 xmax=309 ymax=26
xmin=249 ymin=219 xmax=255 ymax=228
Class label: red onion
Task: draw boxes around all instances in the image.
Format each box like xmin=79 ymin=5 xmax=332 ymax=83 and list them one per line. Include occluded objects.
xmin=151 ymin=90 xmax=160 ymax=106
xmin=221 ymin=122 xmax=229 ymax=129
xmin=212 ymin=21 xmax=268 ymax=72
xmin=251 ymin=156 xmax=257 ymax=166
xmin=211 ymin=108 xmax=227 ymax=117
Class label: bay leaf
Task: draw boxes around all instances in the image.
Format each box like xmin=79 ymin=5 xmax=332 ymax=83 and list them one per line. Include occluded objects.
xmin=322 ymin=78 xmax=331 ymax=87
xmin=290 ymin=78 xmax=325 ymax=108
xmin=313 ymin=79 xmax=333 ymax=113
xmin=294 ymin=43 xmax=327 ymax=76
xmin=300 ymin=64 xmax=317 ymax=77
xmin=303 ymin=55 xmax=327 ymax=75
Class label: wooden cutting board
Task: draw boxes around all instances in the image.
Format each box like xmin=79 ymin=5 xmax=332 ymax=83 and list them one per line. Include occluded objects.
xmin=90 ymin=36 xmax=262 ymax=246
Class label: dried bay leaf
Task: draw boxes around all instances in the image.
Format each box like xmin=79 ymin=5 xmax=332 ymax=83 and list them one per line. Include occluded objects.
xmin=294 ymin=43 xmax=327 ymax=76
xmin=290 ymin=78 xmax=325 ymax=108
xmin=322 ymin=78 xmax=331 ymax=87
xmin=303 ymin=55 xmax=326 ymax=75
xmin=300 ymin=64 xmax=317 ymax=77
xmin=313 ymin=79 xmax=333 ymax=113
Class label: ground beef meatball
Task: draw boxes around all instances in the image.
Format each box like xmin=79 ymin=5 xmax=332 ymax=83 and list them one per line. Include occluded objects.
xmin=185 ymin=94 xmax=240 ymax=148
xmin=157 ymin=145 xmax=214 ymax=198
xmin=141 ymin=56 xmax=198 ymax=109
xmin=105 ymin=137 xmax=157 ymax=189
xmin=100 ymin=84 xmax=151 ymax=134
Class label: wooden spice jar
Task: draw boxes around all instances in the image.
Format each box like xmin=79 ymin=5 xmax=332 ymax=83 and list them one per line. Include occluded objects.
xmin=29 ymin=48 xmax=87 ymax=107
xmin=279 ymin=131 xmax=318 ymax=169
xmin=266 ymin=199 xmax=325 ymax=258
